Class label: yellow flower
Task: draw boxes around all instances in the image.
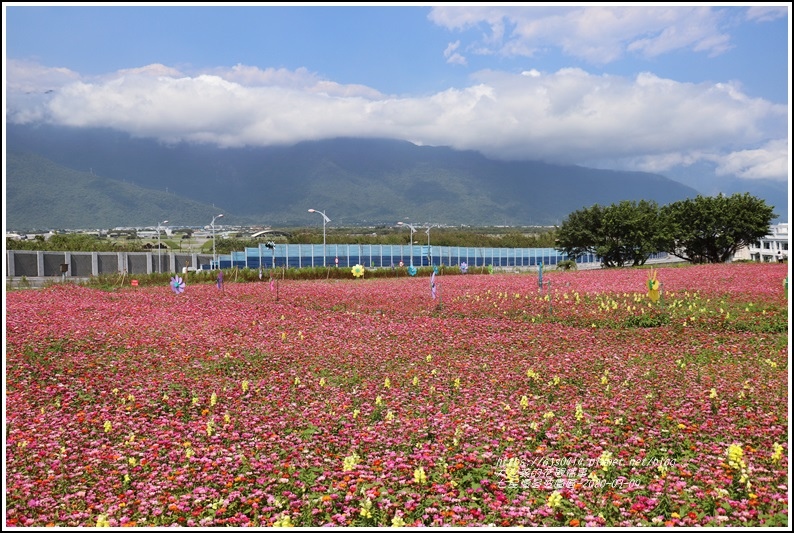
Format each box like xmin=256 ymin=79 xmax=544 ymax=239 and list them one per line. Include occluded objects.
xmin=503 ymin=457 xmax=521 ymax=484
xmin=210 ymin=392 xmax=218 ymax=406
xmin=224 ymin=412 xmax=231 ymax=424
xmin=359 ymin=497 xmax=373 ymax=518
xmin=575 ymin=403 xmax=584 ymax=421
xmin=454 ymin=377 xmax=461 ymax=389
xmin=103 ymin=420 xmax=112 ymax=433
xmin=771 ymin=442 xmax=784 ymax=463
xmin=520 ymin=395 xmax=529 ymax=410
xmin=384 ymin=377 xmax=391 ymax=389
xmin=342 ymin=452 xmax=360 ymax=472
xmin=351 ymin=264 xmax=365 ymax=278
xmin=128 ymin=457 xmax=137 ymax=467
xmin=391 ymin=515 xmax=406 ymax=527
xmin=352 ymin=409 xmax=360 ymax=419
xmin=185 ymin=447 xmax=194 ymax=458
xmin=726 ymin=443 xmax=746 ymax=469
xmin=273 ymin=513 xmax=294 ymax=527
xmin=598 ymin=450 xmax=613 ymax=471
xmin=319 ymin=377 xmax=326 ymax=387
xmin=96 ymin=514 xmax=110 ymax=527
xmin=293 ymin=377 xmax=300 ymax=386
xmin=426 ymin=355 xmax=432 ymax=362
xmin=412 ymin=376 xmax=419 ymax=386
xmin=547 ymin=490 xmax=563 ymax=508
xmin=526 ymin=369 xmax=539 ymax=380
xmin=375 ymin=395 xmax=383 ymax=406
xmin=413 ymin=466 xmax=428 ymax=484
xmin=385 ymin=410 xmax=395 ymax=422
xmin=241 ymin=380 xmax=249 ymax=393
xmin=543 ymin=411 xmax=554 ymax=420
xmin=709 ymin=388 xmax=718 ymax=399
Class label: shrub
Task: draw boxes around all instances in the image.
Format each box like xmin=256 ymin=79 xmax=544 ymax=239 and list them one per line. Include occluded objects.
xmin=556 ymin=259 xmax=578 ymax=271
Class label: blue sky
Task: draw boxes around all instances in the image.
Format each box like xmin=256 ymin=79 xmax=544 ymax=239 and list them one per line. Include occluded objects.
xmin=3 ymin=3 xmax=790 ymax=191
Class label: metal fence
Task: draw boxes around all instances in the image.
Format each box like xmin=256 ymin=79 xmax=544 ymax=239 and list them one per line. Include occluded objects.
xmin=209 ymin=244 xmax=668 ymax=270
xmin=6 ymin=250 xmax=213 ymax=278
xmin=7 ymin=247 xmax=670 ymax=278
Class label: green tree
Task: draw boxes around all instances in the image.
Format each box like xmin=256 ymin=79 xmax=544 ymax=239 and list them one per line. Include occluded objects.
xmin=555 ymin=200 xmax=664 ymax=267
xmin=554 ymin=204 xmax=604 ymax=261
xmin=660 ymin=193 xmax=776 ymax=263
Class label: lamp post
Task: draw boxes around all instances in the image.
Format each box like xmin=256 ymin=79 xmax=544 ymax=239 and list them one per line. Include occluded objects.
xmin=211 ymin=213 xmax=224 ymax=268
xmin=157 ymin=219 xmax=168 ymax=273
xmin=308 ymin=209 xmax=331 ymax=267
xmin=397 ymin=221 xmax=417 ymax=266
xmin=425 ymin=224 xmax=437 ymax=266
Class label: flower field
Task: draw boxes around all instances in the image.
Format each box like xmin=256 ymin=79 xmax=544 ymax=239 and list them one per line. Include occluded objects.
xmin=5 ymin=262 xmax=790 ymax=527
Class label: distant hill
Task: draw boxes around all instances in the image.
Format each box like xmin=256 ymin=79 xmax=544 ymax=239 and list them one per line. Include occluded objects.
xmin=5 ymin=151 xmax=240 ymax=231
xmin=6 ymin=123 xmax=703 ymax=229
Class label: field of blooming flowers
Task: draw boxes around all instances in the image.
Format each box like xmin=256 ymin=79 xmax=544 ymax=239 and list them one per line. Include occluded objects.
xmin=5 ymin=262 xmax=790 ymax=527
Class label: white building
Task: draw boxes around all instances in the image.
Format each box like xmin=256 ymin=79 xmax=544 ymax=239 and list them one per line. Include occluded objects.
xmin=735 ymin=222 xmax=789 ymax=262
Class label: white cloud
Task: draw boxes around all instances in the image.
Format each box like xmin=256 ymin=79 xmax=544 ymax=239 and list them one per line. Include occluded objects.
xmin=6 ymin=61 xmax=788 ymax=181
xmin=5 ymin=59 xmax=81 ymax=94
xmin=713 ymin=139 xmax=789 ymax=180
xmin=429 ymin=6 xmax=737 ymax=63
xmin=745 ymin=6 xmax=788 ymax=23
xmin=443 ymin=41 xmax=467 ymax=66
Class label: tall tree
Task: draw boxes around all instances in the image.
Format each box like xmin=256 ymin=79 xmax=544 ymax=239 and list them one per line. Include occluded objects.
xmin=555 ymin=204 xmax=604 ymax=262
xmin=660 ymin=193 xmax=776 ymax=263
xmin=556 ymin=200 xmax=663 ymax=267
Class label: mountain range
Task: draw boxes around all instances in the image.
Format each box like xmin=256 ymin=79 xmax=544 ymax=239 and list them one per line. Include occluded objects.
xmin=5 ymin=123 xmax=783 ymax=231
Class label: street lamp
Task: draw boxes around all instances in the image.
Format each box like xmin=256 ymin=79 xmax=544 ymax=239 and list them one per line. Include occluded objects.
xmin=425 ymin=224 xmax=438 ymax=266
xmin=308 ymin=209 xmax=331 ymax=267
xmin=157 ymin=220 xmax=168 ymax=273
xmin=397 ymin=221 xmax=417 ymax=266
xmin=211 ymin=213 xmax=224 ymax=267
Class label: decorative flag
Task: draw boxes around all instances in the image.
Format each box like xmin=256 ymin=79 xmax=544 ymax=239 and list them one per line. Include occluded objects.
xmin=460 ymin=262 xmax=468 ymax=274
xmin=407 ymin=265 xmax=417 ymax=277
xmin=430 ymin=271 xmax=437 ymax=299
xmin=259 ymin=268 xmax=263 ymax=280
xmin=270 ymin=276 xmax=275 ymax=291
xmin=217 ymin=271 xmax=224 ymax=291
xmin=647 ymin=268 xmax=660 ymax=303
xmin=170 ymin=275 xmax=185 ymax=295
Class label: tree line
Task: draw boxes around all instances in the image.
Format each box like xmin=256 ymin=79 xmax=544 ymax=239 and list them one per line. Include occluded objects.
xmin=554 ymin=193 xmax=776 ymax=267
xmin=6 ymin=227 xmax=559 ymax=253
